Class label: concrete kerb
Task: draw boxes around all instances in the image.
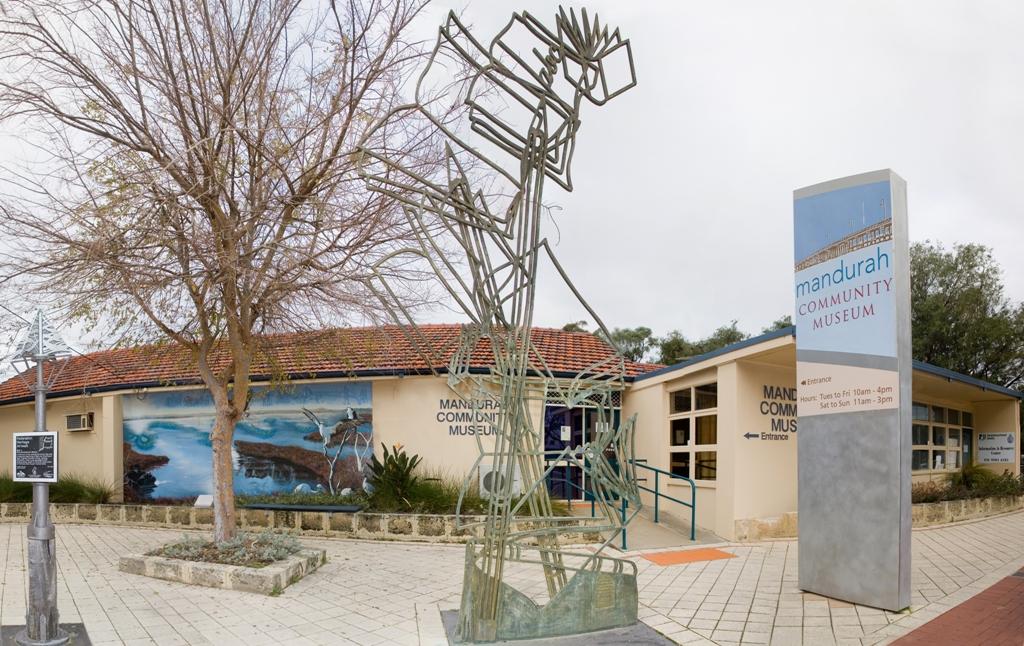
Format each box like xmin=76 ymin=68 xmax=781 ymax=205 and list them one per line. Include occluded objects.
xmin=118 ymin=548 xmax=327 ymax=595
xmin=0 ymin=502 xmax=605 ymax=545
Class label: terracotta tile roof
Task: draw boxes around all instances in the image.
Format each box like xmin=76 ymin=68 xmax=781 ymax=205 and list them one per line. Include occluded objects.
xmin=0 ymin=325 xmax=662 ymax=404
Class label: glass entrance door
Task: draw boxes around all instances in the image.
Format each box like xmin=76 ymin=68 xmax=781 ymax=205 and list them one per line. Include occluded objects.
xmin=543 ymin=405 xmax=586 ymax=500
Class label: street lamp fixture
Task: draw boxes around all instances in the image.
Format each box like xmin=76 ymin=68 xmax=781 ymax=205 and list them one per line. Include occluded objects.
xmin=10 ymin=310 xmax=72 ymax=646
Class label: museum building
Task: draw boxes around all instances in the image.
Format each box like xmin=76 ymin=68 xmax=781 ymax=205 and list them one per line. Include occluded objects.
xmin=0 ymin=324 xmax=1019 ymax=542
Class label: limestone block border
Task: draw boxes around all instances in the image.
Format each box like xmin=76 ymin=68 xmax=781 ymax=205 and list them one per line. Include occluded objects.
xmin=0 ymin=502 xmax=603 ymax=544
xmin=118 ymin=548 xmax=326 ymax=594
xmin=733 ymin=495 xmax=1024 ymax=541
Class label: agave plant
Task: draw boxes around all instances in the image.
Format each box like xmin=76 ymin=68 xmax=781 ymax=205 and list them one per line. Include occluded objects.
xmin=368 ymin=444 xmax=422 ymax=509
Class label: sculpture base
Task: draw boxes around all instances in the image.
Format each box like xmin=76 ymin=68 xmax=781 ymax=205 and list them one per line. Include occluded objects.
xmin=441 ymin=610 xmax=672 ymax=645
xmin=1 ymin=624 xmax=86 ymax=646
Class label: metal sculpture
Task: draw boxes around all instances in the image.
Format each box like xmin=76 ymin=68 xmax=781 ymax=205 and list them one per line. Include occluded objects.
xmin=358 ymin=7 xmax=639 ymax=642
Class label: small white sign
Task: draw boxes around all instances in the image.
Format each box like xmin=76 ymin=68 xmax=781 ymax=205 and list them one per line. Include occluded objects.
xmin=977 ymin=433 xmax=1015 ymax=465
xmin=560 ymin=425 xmax=571 ymax=442
xmin=13 ymin=431 xmax=58 ymax=483
xmin=194 ymin=494 xmax=214 ymax=508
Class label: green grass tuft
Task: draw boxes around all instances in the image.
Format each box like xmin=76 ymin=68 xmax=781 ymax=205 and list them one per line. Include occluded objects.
xmin=0 ymin=472 xmax=114 ymax=504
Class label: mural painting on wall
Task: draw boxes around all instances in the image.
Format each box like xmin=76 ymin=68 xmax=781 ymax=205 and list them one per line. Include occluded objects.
xmin=122 ymin=382 xmax=373 ymax=501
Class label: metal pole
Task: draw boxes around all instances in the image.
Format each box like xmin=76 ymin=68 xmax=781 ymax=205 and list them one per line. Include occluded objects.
xmin=654 ymin=472 xmax=660 ymax=523
xmin=17 ymin=314 xmax=68 ymax=646
xmin=620 ymin=499 xmax=627 ymax=550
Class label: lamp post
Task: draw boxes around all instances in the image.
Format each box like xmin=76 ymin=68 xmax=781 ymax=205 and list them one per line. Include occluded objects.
xmin=11 ymin=310 xmax=71 ymax=646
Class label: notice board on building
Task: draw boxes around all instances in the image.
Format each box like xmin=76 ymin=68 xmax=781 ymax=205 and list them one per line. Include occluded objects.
xmin=793 ymin=169 xmax=911 ymax=611
xmin=13 ymin=431 xmax=58 ymax=483
xmin=977 ymin=432 xmax=1015 ymax=465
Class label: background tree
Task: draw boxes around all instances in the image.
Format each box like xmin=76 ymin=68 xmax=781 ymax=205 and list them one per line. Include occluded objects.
xmin=596 ymin=326 xmax=655 ymax=363
xmin=0 ymin=0 xmax=451 ymax=540
xmin=561 ymin=320 xmax=589 ymax=333
xmin=656 ymin=321 xmax=748 ymax=365
xmin=762 ymin=315 xmax=793 ymax=333
xmin=910 ymin=242 xmax=1024 ymax=387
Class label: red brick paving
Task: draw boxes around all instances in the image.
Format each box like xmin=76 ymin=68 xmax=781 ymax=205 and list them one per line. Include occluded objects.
xmin=893 ymin=570 xmax=1024 ymax=645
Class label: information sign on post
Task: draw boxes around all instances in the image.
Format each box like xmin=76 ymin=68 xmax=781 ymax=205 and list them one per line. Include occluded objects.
xmin=793 ymin=169 xmax=911 ymax=611
xmin=13 ymin=432 xmax=58 ymax=483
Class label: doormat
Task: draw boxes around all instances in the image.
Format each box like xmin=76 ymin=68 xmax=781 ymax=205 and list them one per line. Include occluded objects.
xmin=440 ymin=610 xmax=675 ymax=645
xmin=1 ymin=624 xmax=91 ymax=646
xmin=641 ymin=547 xmax=735 ymax=566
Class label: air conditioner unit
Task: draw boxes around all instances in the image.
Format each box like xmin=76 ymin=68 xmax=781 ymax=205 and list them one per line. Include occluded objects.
xmin=66 ymin=413 xmax=94 ymax=432
xmin=479 ymin=463 xmax=523 ymax=498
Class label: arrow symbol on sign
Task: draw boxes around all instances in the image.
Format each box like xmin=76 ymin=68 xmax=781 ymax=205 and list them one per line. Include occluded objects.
xmin=743 ymin=432 xmax=759 ymax=439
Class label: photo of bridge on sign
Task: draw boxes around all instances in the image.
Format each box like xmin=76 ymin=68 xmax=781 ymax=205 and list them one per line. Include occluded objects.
xmin=357 ymin=5 xmax=643 ymax=643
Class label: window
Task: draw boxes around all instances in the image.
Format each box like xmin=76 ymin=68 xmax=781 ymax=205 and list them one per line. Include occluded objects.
xmin=667 ymin=382 xmax=718 ymax=482
xmin=670 ymin=418 xmax=690 ymax=446
xmin=670 ymin=452 xmax=690 ymax=478
xmin=695 ymin=416 xmax=717 ymax=445
xmin=671 ymin=390 xmax=691 ymax=414
xmin=911 ymin=402 xmax=973 ymax=473
xmin=912 ymin=424 xmax=929 ymax=445
xmin=912 ymin=450 xmax=929 ymax=470
xmin=695 ymin=384 xmax=718 ymax=410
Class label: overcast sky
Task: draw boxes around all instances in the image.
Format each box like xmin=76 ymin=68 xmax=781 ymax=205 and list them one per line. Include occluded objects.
xmin=1 ymin=1 xmax=1021 ymax=350
xmin=417 ymin=0 xmax=1024 ymax=340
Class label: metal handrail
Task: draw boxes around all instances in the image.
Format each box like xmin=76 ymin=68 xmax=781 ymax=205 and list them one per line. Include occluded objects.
xmin=628 ymin=459 xmax=697 ymax=541
xmin=540 ymin=451 xmax=697 ymax=546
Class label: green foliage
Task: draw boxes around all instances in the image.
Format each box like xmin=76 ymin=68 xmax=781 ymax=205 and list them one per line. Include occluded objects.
xmin=368 ymin=444 xmax=422 ymax=510
xmin=0 ymin=472 xmax=113 ymax=504
xmin=595 ymin=326 xmax=655 ymax=363
xmin=911 ymin=467 xmax=1024 ymax=503
xmin=911 ymin=242 xmax=1024 ymax=388
xmin=656 ymin=321 xmax=749 ymax=365
xmin=761 ymin=315 xmax=793 ymax=334
xmin=238 ymin=491 xmax=369 ymax=506
xmin=239 ymin=468 xmax=570 ymax=517
xmin=150 ymin=530 xmax=300 ymax=567
xmin=561 ymin=320 xmax=589 ymax=333
xmin=0 ymin=473 xmax=32 ymax=503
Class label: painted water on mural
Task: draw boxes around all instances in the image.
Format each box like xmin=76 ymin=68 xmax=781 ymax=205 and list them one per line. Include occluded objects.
xmin=122 ymin=381 xmax=372 ymax=500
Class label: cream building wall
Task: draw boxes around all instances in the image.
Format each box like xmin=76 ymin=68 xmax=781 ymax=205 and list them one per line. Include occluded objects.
xmin=623 ymin=334 xmax=1021 ymax=542
xmin=625 ymin=365 xmax=723 ymax=536
xmin=370 ymin=375 xmax=544 ymax=484
xmin=0 ymin=394 xmax=118 ymax=498
xmin=1 ymin=375 xmax=546 ymax=502
xmin=0 ymin=347 xmax=1018 ymax=533
xmin=732 ymin=360 xmax=799 ymax=533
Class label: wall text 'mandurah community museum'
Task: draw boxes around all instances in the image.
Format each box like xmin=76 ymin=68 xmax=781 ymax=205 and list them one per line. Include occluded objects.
xmin=0 ymin=324 xmax=1019 ymax=541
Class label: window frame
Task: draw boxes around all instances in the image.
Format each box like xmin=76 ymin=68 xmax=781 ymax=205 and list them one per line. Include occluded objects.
xmin=910 ymin=399 xmax=973 ymax=474
xmin=668 ymin=381 xmax=718 ymax=485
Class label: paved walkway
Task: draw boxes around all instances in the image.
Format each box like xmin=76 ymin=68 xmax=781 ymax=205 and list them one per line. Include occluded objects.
xmin=2 ymin=510 xmax=1024 ymax=645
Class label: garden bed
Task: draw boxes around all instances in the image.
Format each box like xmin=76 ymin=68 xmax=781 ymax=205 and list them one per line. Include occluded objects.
xmin=119 ymin=549 xmax=325 ymax=595
xmin=120 ymin=530 xmax=326 ymax=594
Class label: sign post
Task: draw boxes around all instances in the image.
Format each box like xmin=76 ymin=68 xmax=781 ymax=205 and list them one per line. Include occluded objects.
xmin=793 ymin=170 xmax=911 ymax=611
xmin=10 ymin=311 xmax=72 ymax=646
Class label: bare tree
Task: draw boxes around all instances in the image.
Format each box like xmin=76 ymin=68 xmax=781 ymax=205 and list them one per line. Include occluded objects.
xmin=0 ymin=0 xmax=454 ymax=540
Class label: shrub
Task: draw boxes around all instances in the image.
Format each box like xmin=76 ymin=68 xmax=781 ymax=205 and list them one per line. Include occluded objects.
xmin=0 ymin=472 xmax=113 ymax=504
xmin=368 ymin=444 xmax=422 ymax=510
xmin=910 ymin=481 xmax=946 ymax=504
xmin=911 ymin=467 xmax=1024 ymax=504
xmin=50 ymin=474 xmax=115 ymax=504
xmin=0 ymin=473 xmax=32 ymax=503
xmin=150 ymin=530 xmax=300 ymax=567
xmin=239 ymin=491 xmax=368 ymax=506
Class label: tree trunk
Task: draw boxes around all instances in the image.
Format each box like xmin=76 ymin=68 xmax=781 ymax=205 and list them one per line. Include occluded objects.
xmin=211 ymin=408 xmax=237 ymax=542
